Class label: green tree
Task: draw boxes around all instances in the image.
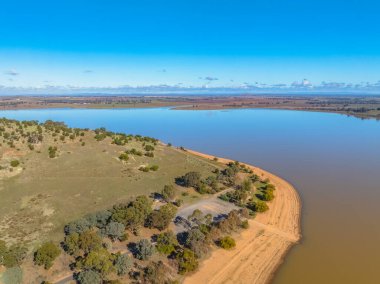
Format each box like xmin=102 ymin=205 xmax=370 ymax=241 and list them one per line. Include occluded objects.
xmin=34 ymin=242 xmax=61 ymax=269
xmin=147 ymin=203 xmax=177 ymax=231
xmin=161 ymin=185 xmax=176 ymax=202
xmin=1 ymin=245 xmax=27 ymax=268
xmin=102 ymin=222 xmax=125 ymax=241
xmin=114 ymin=253 xmax=132 ymax=276
xmin=79 ymin=230 xmax=103 ymax=254
xmin=80 ymin=248 xmax=115 ymax=275
xmin=156 ymin=231 xmax=178 ymax=255
xmin=77 ymin=269 xmax=102 ymax=284
xmin=143 ymin=261 xmax=171 ymax=284
xmin=182 ymin=172 xmax=201 ymax=187
xmin=176 ymin=248 xmax=198 ymax=275
xmin=135 ymin=239 xmax=155 ymax=260
xmin=248 ymin=200 xmax=269 ymax=212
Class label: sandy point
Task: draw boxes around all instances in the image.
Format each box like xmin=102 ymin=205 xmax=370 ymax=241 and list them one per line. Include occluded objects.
xmin=184 ymin=149 xmax=302 ymax=284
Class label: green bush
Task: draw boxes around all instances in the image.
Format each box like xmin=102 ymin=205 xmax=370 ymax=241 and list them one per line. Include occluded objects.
xmin=144 ymin=145 xmax=155 ymax=151
xmin=181 ymin=171 xmax=201 ymax=187
xmin=10 ymin=160 xmax=20 ymax=167
xmin=176 ymin=248 xmax=198 ymax=275
xmin=34 ymin=242 xmax=61 ymax=269
xmin=161 ymin=185 xmax=176 ymax=202
xmin=218 ymin=236 xmax=236 ymax=249
xmin=118 ymin=153 xmax=129 ymax=161
xmin=150 ymin=165 xmax=159 ymax=171
xmin=241 ymin=220 xmax=249 ymax=229
xmin=77 ymin=269 xmax=102 ymax=284
xmin=135 ymin=239 xmax=155 ymax=260
xmin=156 ymin=231 xmax=178 ymax=255
xmin=114 ymin=253 xmax=132 ymax=276
xmin=248 ymin=200 xmax=269 ymax=212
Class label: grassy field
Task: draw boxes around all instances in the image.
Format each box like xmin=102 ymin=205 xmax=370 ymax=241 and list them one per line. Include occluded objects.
xmin=0 ymin=119 xmax=222 ymax=249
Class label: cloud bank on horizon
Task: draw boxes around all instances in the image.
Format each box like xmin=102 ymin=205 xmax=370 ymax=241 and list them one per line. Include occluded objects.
xmin=0 ymin=0 xmax=379 ymax=95
xmin=2 ymin=79 xmax=380 ymax=95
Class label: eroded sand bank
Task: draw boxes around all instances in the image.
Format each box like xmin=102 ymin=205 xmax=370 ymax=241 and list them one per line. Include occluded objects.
xmin=185 ymin=150 xmax=301 ymax=284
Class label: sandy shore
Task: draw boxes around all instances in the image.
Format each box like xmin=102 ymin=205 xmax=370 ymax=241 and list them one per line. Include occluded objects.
xmin=185 ymin=149 xmax=302 ymax=284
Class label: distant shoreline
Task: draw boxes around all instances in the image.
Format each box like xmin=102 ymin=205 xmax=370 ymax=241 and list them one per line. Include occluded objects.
xmin=186 ymin=149 xmax=302 ymax=284
xmin=0 ymin=95 xmax=379 ymax=120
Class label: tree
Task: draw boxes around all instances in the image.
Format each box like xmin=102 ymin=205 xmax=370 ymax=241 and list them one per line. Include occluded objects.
xmin=161 ymin=185 xmax=176 ymax=202
xmin=64 ymin=218 xmax=91 ymax=235
xmin=63 ymin=232 xmax=80 ymax=255
xmin=34 ymin=242 xmax=61 ymax=269
xmin=156 ymin=231 xmax=178 ymax=255
xmin=78 ymin=230 xmax=103 ymax=254
xmin=135 ymin=239 xmax=155 ymax=260
xmin=111 ymin=196 xmax=152 ymax=233
xmin=181 ymin=172 xmax=201 ymax=187
xmin=248 ymin=200 xmax=269 ymax=212
xmin=144 ymin=261 xmax=171 ymax=284
xmin=1 ymin=245 xmax=27 ymax=268
xmin=102 ymin=222 xmax=125 ymax=241
xmin=258 ymin=189 xmax=274 ymax=201
xmin=79 ymin=248 xmax=115 ymax=275
xmin=218 ymin=236 xmax=236 ymax=249
xmin=147 ymin=203 xmax=177 ymax=230
xmin=176 ymin=248 xmax=198 ymax=275
xmin=77 ymin=269 xmax=102 ymax=284
xmin=185 ymin=228 xmax=209 ymax=258
xmin=114 ymin=253 xmax=132 ymax=276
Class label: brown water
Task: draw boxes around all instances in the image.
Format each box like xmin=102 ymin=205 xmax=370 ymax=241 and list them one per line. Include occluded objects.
xmin=1 ymin=108 xmax=380 ymax=283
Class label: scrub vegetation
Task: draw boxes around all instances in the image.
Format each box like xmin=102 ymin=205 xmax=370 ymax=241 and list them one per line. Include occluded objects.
xmin=0 ymin=118 xmax=275 ymax=283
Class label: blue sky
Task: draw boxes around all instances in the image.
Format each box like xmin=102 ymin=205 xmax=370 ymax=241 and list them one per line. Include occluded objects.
xmin=1 ymin=0 xmax=380 ymax=92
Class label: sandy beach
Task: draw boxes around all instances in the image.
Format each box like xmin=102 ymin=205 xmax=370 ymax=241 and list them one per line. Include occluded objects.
xmin=185 ymin=150 xmax=302 ymax=284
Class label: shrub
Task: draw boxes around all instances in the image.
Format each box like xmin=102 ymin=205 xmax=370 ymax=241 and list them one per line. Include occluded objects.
xmin=248 ymin=200 xmax=269 ymax=212
xmin=150 ymin=165 xmax=159 ymax=171
xmin=10 ymin=160 xmax=20 ymax=167
xmin=79 ymin=247 xmax=114 ymax=275
xmin=173 ymin=199 xmax=183 ymax=207
xmin=143 ymin=261 xmax=171 ymax=283
xmin=34 ymin=242 xmax=61 ymax=269
xmin=241 ymin=220 xmax=249 ymax=229
xmin=48 ymin=146 xmax=57 ymax=158
xmin=147 ymin=203 xmax=177 ymax=230
xmin=119 ymin=153 xmax=129 ymax=161
xmin=144 ymin=145 xmax=155 ymax=151
xmin=77 ymin=269 xmax=102 ymax=284
xmin=64 ymin=218 xmax=91 ymax=235
xmin=176 ymin=248 xmax=198 ymax=275
xmin=144 ymin=151 xmax=154 ymax=157
xmin=139 ymin=166 xmax=150 ymax=172
xmin=218 ymin=236 xmax=236 ymax=249
xmin=102 ymin=222 xmax=126 ymax=241
xmin=156 ymin=231 xmax=178 ymax=255
xmin=135 ymin=239 xmax=155 ymax=260
xmin=161 ymin=185 xmax=176 ymax=202
xmin=181 ymin=171 xmax=201 ymax=187
xmin=258 ymin=189 xmax=274 ymax=201
xmin=114 ymin=253 xmax=132 ymax=276
xmin=1 ymin=245 xmax=27 ymax=268
xmin=111 ymin=196 xmax=152 ymax=232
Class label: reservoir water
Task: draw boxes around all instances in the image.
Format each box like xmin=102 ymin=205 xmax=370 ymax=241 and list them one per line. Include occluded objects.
xmin=1 ymin=107 xmax=379 ymax=284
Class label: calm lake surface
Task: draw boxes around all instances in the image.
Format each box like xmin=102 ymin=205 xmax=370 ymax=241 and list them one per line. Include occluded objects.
xmin=1 ymin=108 xmax=380 ymax=284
